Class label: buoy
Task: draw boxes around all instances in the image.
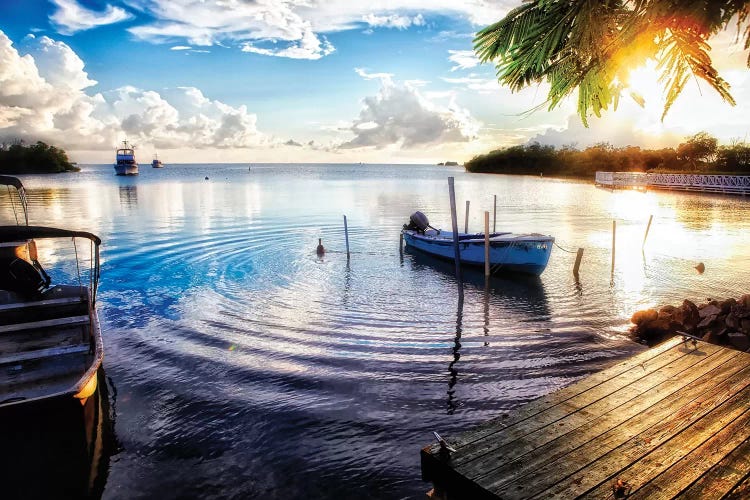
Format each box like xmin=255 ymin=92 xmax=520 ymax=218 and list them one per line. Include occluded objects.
xmin=695 ymin=262 xmax=705 ymax=274
xmin=205 ymin=176 xmax=209 ymax=180
xmin=316 ymin=238 xmax=325 ymax=256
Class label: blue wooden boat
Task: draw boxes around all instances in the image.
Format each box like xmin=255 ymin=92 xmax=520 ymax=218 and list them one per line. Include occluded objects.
xmin=402 ymin=212 xmax=554 ymax=276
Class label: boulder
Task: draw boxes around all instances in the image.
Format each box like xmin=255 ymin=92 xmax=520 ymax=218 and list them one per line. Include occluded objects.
xmin=702 ymin=330 xmax=723 ymax=344
xmin=727 ymin=332 xmax=750 ymax=351
xmin=741 ymin=294 xmax=750 ymax=310
xmin=675 ymin=300 xmax=700 ymax=331
xmin=697 ymin=314 xmax=718 ymax=330
xmin=720 ymin=298 xmax=736 ymax=314
xmin=699 ymin=304 xmax=722 ymax=319
xmin=742 ymin=319 xmax=750 ymax=334
xmin=631 ymin=309 xmax=658 ymax=326
xmin=726 ymin=313 xmax=741 ymax=331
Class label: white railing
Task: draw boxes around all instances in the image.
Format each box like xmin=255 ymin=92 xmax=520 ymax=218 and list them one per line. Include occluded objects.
xmin=595 ymin=171 xmax=750 ymax=194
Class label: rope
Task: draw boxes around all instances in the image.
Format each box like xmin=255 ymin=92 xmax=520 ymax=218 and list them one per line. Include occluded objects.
xmin=554 ymin=241 xmax=579 ymax=254
xmin=73 ymin=237 xmax=83 ymax=290
xmin=7 ymin=186 xmax=19 ymax=225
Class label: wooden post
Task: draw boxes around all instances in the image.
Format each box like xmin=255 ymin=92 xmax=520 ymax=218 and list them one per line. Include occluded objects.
xmin=484 ymin=211 xmax=490 ymax=277
xmin=611 ymin=220 xmax=616 ymax=276
xmin=573 ymin=248 xmax=584 ymax=276
xmin=642 ymin=215 xmax=653 ymax=249
xmin=399 ymin=232 xmax=403 ymax=256
xmin=493 ymin=194 xmax=497 ymax=233
xmin=464 ymin=200 xmax=470 ymax=234
xmin=448 ymin=177 xmax=461 ymax=280
xmin=344 ymin=215 xmax=350 ymax=260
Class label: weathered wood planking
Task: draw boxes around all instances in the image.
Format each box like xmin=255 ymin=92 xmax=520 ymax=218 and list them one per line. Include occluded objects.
xmin=421 ymin=337 xmax=750 ymax=499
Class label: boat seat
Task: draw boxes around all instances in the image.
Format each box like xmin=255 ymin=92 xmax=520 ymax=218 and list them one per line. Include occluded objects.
xmin=0 ymin=314 xmax=90 ymax=334
xmin=0 ymin=343 xmax=90 ymax=365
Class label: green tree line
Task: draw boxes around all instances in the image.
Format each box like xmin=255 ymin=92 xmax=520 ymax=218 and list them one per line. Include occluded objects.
xmin=0 ymin=140 xmax=79 ymax=174
xmin=465 ymin=132 xmax=750 ymax=178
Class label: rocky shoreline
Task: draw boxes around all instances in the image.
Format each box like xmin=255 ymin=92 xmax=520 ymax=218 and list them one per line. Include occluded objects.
xmin=630 ymin=295 xmax=750 ymax=351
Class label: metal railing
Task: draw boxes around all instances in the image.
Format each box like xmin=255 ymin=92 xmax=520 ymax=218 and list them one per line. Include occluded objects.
xmin=595 ymin=171 xmax=750 ymax=195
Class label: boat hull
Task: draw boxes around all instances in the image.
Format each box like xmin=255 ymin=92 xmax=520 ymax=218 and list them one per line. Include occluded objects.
xmin=403 ymin=229 xmax=553 ymax=276
xmin=114 ymin=163 xmax=138 ymax=176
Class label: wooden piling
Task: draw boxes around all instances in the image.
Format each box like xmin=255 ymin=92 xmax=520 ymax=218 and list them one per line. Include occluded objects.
xmin=464 ymin=200 xmax=470 ymax=234
xmin=642 ymin=214 xmax=653 ymax=249
xmin=448 ymin=177 xmax=461 ymax=280
xmin=344 ymin=215 xmax=350 ymax=260
xmin=493 ymin=194 xmax=497 ymax=233
xmin=573 ymin=248 xmax=584 ymax=276
xmin=484 ymin=211 xmax=490 ymax=277
xmin=611 ymin=220 xmax=616 ymax=276
xmin=399 ymin=232 xmax=403 ymax=256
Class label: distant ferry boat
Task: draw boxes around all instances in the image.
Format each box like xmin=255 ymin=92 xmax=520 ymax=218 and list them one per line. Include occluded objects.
xmin=151 ymin=153 xmax=164 ymax=168
xmin=114 ymin=141 xmax=138 ymax=176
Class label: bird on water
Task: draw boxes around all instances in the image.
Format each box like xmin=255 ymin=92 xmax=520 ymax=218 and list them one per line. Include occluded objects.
xmin=316 ymin=238 xmax=325 ymax=256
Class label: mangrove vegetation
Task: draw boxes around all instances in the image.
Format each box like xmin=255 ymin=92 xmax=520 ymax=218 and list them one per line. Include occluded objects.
xmin=465 ymin=132 xmax=750 ymax=178
xmin=0 ymin=141 xmax=79 ymax=174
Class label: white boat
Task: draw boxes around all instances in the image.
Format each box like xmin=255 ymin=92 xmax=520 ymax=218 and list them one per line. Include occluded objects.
xmin=114 ymin=140 xmax=138 ymax=176
xmin=402 ymin=211 xmax=554 ymax=276
xmin=152 ymin=153 xmax=164 ymax=168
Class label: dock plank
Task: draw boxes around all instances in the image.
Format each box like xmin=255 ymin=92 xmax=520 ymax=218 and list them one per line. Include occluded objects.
xmin=463 ymin=346 xmax=738 ymax=484
xmin=421 ymin=340 xmax=750 ymax=499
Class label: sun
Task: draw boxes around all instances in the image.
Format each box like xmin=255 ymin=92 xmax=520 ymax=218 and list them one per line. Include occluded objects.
xmin=624 ymin=61 xmax=665 ymax=109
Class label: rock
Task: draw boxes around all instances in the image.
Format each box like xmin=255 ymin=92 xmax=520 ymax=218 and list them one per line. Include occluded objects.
xmin=631 ymin=309 xmax=658 ymax=326
xmin=741 ymin=294 xmax=750 ymax=310
xmin=660 ymin=305 xmax=677 ymax=314
xmin=675 ymin=300 xmax=700 ymax=331
xmin=726 ymin=313 xmax=741 ymax=331
xmin=702 ymin=330 xmax=722 ymax=343
xmin=697 ymin=314 xmax=718 ymax=329
xmin=727 ymin=332 xmax=750 ymax=351
xmin=699 ymin=304 xmax=722 ymax=319
xmin=720 ymin=299 xmax=735 ymax=314
xmin=695 ymin=262 xmax=705 ymax=274
xmin=742 ymin=319 xmax=750 ymax=334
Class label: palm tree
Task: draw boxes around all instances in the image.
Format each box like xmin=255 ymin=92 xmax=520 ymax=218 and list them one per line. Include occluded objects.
xmin=474 ymin=1 xmax=748 ymax=125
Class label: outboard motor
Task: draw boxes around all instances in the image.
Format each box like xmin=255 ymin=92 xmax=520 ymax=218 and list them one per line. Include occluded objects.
xmin=405 ymin=211 xmax=432 ymax=233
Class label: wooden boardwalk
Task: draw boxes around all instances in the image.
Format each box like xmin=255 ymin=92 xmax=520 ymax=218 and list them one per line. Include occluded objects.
xmin=421 ymin=337 xmax=750 ymax=499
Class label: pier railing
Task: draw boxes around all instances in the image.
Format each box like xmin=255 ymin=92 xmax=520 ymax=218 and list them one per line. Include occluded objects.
xmin=596 ymin=171 xmax=750 ymax=195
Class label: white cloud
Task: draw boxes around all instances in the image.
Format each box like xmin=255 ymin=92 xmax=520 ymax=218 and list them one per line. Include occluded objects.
xmin=362 ymin=13 xmax=425 ymax=30
xmin=49 ymin=0 xmax=132 ymax=35
xmin=122 ymin=1 xmax=517 ymax=60
xmin=339 ymin=77 xmax=480 ymax=149
xmin=170 ymin=46 xmax=192 ymax=51
xmin=354 ymin=67 xmax=394 ymax=82
xmin=448 ymin=49 xmax=480 ymax=71
xmin=442 ymin=75 xmax=500 ymax=93
xmin=0 ymin=31 xmax=270 ymax=151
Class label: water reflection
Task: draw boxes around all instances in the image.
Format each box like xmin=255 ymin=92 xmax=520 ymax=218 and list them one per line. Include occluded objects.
xmin=1 ymin=368 xmax=118 ymax=499
xmin=118 ymin=185 xmax=138 ymax=208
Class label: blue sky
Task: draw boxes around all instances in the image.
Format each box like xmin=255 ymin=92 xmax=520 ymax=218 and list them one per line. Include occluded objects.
xmin=1 ymin=1 xmax=749 ymax=164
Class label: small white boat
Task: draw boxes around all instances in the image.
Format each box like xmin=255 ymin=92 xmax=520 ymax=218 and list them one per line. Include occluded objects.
xmin=114 ymin=140 xmax=138 ymax=176
xmin=402 ymin=211 xmax=554 ymax=276
xmin=152 ymin=153 xmax=164 ymax=168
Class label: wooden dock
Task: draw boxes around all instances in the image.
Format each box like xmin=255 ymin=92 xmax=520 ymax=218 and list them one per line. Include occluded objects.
xmin=421 ymin=337 xmax=750 ymax=499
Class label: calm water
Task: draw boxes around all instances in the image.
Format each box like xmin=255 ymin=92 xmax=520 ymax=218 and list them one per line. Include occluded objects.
xmin=6 ymin=163 xmax=750 ymax=498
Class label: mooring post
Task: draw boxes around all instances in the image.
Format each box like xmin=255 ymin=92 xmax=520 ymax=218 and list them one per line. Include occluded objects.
xmin=344 ymin=215 xmax=350 ymax=260
xmin=399 ymin=232 xmax=403 ymax=256
xmin=642 ymin=214 xmax=653 ymax=250
xmin=573 ymin=248 xmax=584 ymax=277
xmin=484 ymin=211 xmax=490 ymax=277
xmin=464 ymin=200 xmax=470 ymax=234
xmin=611 ymin=220 xmax=616 ymax=276
xmin=448 ymin=177 xmax=462 ymax=280
xmin=493 ymin=194 xmax=497 ymax=233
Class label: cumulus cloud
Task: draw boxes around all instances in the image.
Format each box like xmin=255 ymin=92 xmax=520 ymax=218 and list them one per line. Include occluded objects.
xmin=339 ymin=75 xmax=480 ymax=149
xmin=354 ymin=67 xmax=394 ymax=81
xmin=49 ymin=0 xmax=132 ymax=35
xmin=448 ymin=49 xmax=480 ymax=71
xmin=0 ymin=31 xmax=270 ymax=151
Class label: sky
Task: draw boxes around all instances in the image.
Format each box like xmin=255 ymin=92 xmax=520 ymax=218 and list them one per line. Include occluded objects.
xmin=1 ymin=0 xmax=750 ymax=164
